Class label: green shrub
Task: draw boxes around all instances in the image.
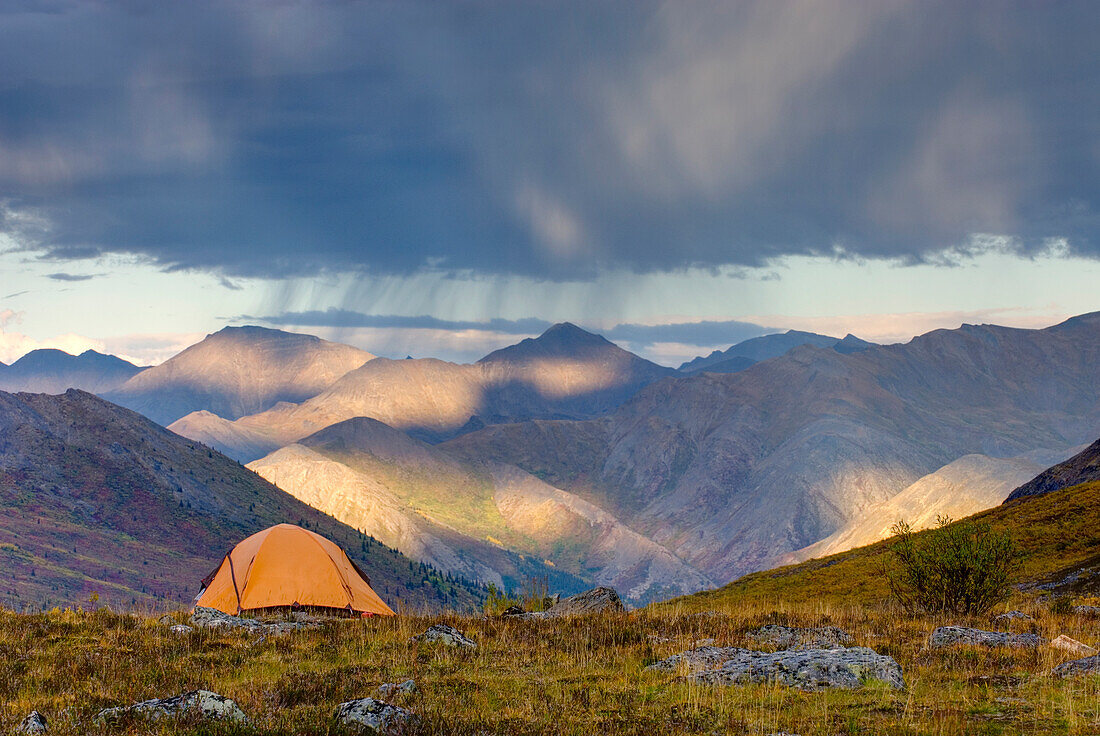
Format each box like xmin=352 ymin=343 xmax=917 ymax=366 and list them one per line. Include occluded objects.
xmin=886 ymin=516 xmax=1020 ymax=615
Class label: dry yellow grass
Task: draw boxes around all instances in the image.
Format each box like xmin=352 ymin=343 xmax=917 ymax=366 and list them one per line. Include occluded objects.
xmin=1 ymin=598 xmax=1099 ymax=735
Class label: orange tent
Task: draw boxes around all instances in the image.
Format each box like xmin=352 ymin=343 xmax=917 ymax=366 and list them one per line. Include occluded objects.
xmin=195 ymin=524 xmax=395 ymax=616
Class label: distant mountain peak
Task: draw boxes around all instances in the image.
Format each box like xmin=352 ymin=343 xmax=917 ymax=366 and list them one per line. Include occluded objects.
xmin=478 ymin=322 xmax=622 ymax=364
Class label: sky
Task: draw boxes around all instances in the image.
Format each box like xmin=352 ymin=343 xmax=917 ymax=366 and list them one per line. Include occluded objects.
xmin=1 ymin=1 xmax=1098 ymax=366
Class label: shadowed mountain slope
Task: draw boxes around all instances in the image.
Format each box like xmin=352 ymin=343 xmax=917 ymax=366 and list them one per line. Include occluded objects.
xmin=678 ymin=330 xmax=874 ymax=374
xmin=0 ymin=349 xmax=143 ymax=394
xmin=445 ymin=314 xmax=1100 ymax=583
xmin=247 ymin=416 xmax=712 ymax=603
xmin=173 ymin=323 xmax=674 ymax=461
xmin=1006 ymin=436 xmax=1100 ymax=502
xmin=106 ymin=326 xmax=373 ymax=426
xmin=0 ymin=389 xmax=482 ymax=612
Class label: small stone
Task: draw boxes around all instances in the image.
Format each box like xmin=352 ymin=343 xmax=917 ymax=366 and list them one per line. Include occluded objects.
xmin=94 ymin=690 xmax=247 ymax=724
xmin=157 ymin=614 xmax=176 ymax=625
xmin=928 ymin=626 xmax=1045 ymax=649
xmin=1053 ymin=654 xmax=1100 ymax=678
xmin=745 ymin=624 xmax=852 ymax=650
xmin=16 ymin=711 xmax=48 ymax=734
xmin=647 ymin=645 xmax=904 ymax=691
xmin=993 ymin=610 xmax=1034 ymax=624
xmin=410 ymin=624 xmax=476 ymax=649
xmin=168 ymin=624 xmax=193 ymax=635
xmin=499 ymin=605 xmax=525 ymax=617
xmin=1051 ymin=634 xmax=1098 ymax=657
xmin=375 ymin=679 xmax=417 ymax=700
xmin=334 ymin=697 xmax=419 ymax=735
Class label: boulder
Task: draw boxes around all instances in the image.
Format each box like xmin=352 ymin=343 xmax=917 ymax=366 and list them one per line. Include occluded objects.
xmin=544 ymin=587 xmax=626 ymax=617
xmin=375 ymin=679 xmax=417 ymax=700
xmin=1053 ymin=654 xmax=1100 ymax=678
xmin=993 ymin=610 xmax=1034 ymax=624
xmin=189 ymin=606 xmax=319 ymax=635
xmin=647 ymin=645 xmax=904 ymax=691
xmin=1050 ymin=634 xmax=1098 ymax=657
xmin=334 ymin=697 xmax=419 ymax=735
xmin=1073 ymin=605 xmax=1100 ymax=618
xmin=745 ymin=625 xmax=852 ymax=650
xmin=410 ymin=624 xmax=476 ymax=649
xmin=168 ymin=624 xmax=193 ymax=635
xmin=94 ymin=690 xmax=246 ymax=724
xmin=16 ymin=711 xmax=47 ymax=734
xmin=928 ymin=626 xmax=1045 ymax=649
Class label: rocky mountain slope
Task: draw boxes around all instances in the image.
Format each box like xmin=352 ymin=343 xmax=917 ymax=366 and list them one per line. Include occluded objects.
xmin=0 ymin=349 xmax=143 ymax=394
xmin=173 ymin=323 xmax=674 ymax=461
xmin=107 ymin=326 xmax=373 ymax=426
xmin=247 ymin=417 xmax=711 ymax=603
xmin=678 ymin=330 xmax=874 ymax=374
xmin=0 ymin=389 xmax=482 ymax=612
xmin=1005 ymin=436 xmax=1100 ymax=502
xmin=444 ymin=314 xmax=1100 ymax=583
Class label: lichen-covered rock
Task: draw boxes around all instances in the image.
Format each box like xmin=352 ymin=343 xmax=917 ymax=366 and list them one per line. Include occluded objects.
xmin=334 ymin=697 xmax=419 ymax=734
xmin=189 ymin=606 xmax=319 ymax=635
xmin=410 ymin=624 xmax=476 ymax=648
xmin=647 ymin=646 xmax=904 ymax=691
xmin=16 ymin=711 xmax=48 ymax=734
xmin=1053 ymin=654 xmax=1100 ymax=678
xmin=375 ymin=679 xmax=417 ymax=700
xmin=929 ymin=626 xmax=1045 ymax=649
xmin=544 ymin=587 xmax=625 ymax=616
xmin=1051 ymin=635 xmax=1098 ymax=658
xmin=1073 ymin=605 xmax=1100 ymax=618
xmin=745 ymin=625 xmax=852 ymax=650
xmin=168 ymin=624 xmax=193 ymax=635
xmin=993 ymin=610 xmax=1034 ymax=624
xmin=94 ymin=690 xmax=247 ymax=723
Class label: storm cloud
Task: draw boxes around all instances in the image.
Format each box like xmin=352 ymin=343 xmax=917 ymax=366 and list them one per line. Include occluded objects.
xmin=0 ymin=1 xmax=1096 ymax=280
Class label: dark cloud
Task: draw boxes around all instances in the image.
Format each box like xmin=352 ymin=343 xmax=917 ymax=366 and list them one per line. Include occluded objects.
xmin=45 ymin=272 xmax=95 ymax=281
xmin=251 ymin=309 xmax=772 ymax=348
xmin=0 ymin=1 xmax=1096 ymax=280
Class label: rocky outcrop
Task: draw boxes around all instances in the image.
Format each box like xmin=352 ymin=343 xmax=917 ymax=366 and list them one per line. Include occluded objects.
xmin=648 ymin=646 xmax=904 ymax=691
xmin=1053 ymin=654 xmax=1100 ymax=678
xmin=745 ymin=625 xmax=852 ymax=650
xmin=94 ymin=690 xmax=246 ymax=723
xmin=16 ymin=712 xmax=47 ymax=734
xmin=928 ymin=626 xmax=1045 ymax=649
xmin=334 ymin=697 xmax=419 ymax=734
xmin=189 ymin=606 xmax=320 ymax=635
xmin=545 ymin=587 xmax=625 ymax=616
xmin=410 ymin=624 xmax=476 ymax=649
xmin=1073 ymin=605 xmax=1100 ymax=618
xmin=993 ymin=610 xmax=1034 ymax=624
xmin=1050 ymin=635 xmax=1098 ymax=657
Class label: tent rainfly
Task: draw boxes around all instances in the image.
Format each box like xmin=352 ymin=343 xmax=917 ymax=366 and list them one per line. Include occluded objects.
xmin=194 ymin=523 xmax=395 ymax=616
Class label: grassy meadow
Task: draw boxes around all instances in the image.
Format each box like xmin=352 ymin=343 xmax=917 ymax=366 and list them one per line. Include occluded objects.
xmin=2 ymin=596 xmax=1099 ymax=735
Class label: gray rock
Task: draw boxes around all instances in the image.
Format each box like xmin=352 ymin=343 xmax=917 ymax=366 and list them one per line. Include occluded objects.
xmin=189 ymin=606 xmax=319 ymax=635
xmin=16 ymin=712 xmax=47 ymax=734
xmin=157 ymin=614 xmax=176 ymax=626
xmin=410 ymin=624 xmax=476 ymax=649
xmin=647 ymin=645 xmax=904 ymax=691
xmin=544 ymin=587 xmax=625 ymax=616
xmin=375 ymin=679 xmax=417 ymax=700
xmin=929 ymin=626 xmax=1045 ymax=649
xmin=1053 ymin=654 xmax=1100 ymax=678
xmin=168 ymin=624 xmax=193 ymax=635
xmin=94 ymin=690 xmax=246 ymax=724
xmin=993 ymin=610 xmax=1034 ymax=624
xmin=745 ymin=624 xmax=852 ymax=650
xmin=334 ymin=697 xmax=419 ymax=735
xmin=1074 ymin=605 xmax=1100 ymax=618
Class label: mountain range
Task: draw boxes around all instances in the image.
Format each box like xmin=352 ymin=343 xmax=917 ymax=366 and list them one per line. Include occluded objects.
xmin=1005 ymin=436 xmax=1100 ymax=502
xmin=0 ymin=389 xmax=483 ymax=612
xmin=678 ymin=330 xmax=874 ymax=374
xmin=0 ymin=349 xmax=144 ymax=394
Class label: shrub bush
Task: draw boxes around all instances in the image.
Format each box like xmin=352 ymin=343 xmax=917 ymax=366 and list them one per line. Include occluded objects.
xmin=886 ymin=515 xmax=1020 ymax=615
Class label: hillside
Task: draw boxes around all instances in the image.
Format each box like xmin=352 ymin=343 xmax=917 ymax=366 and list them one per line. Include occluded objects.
xmin=444 ymin=314 xmax=1100 ymax=583
xmin=173 ymin=323 xmax=673 ymax=461
xmin=0 ymin=389 xmax=482 ymax=612
xmin=0 ymin=349 xmax=143 ymax=394
xmin=106 ymin=326 xmax=373 ymax=426
xmin=247 ymin=417 xmax=712 ymax=603
xmin=678 ymin=330 xmax=874 ymax=373
xmin=1006 ymin=436 xmax=1100 ymax=501
xmin=670 ymin=478 xmax=1100 ymax=611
